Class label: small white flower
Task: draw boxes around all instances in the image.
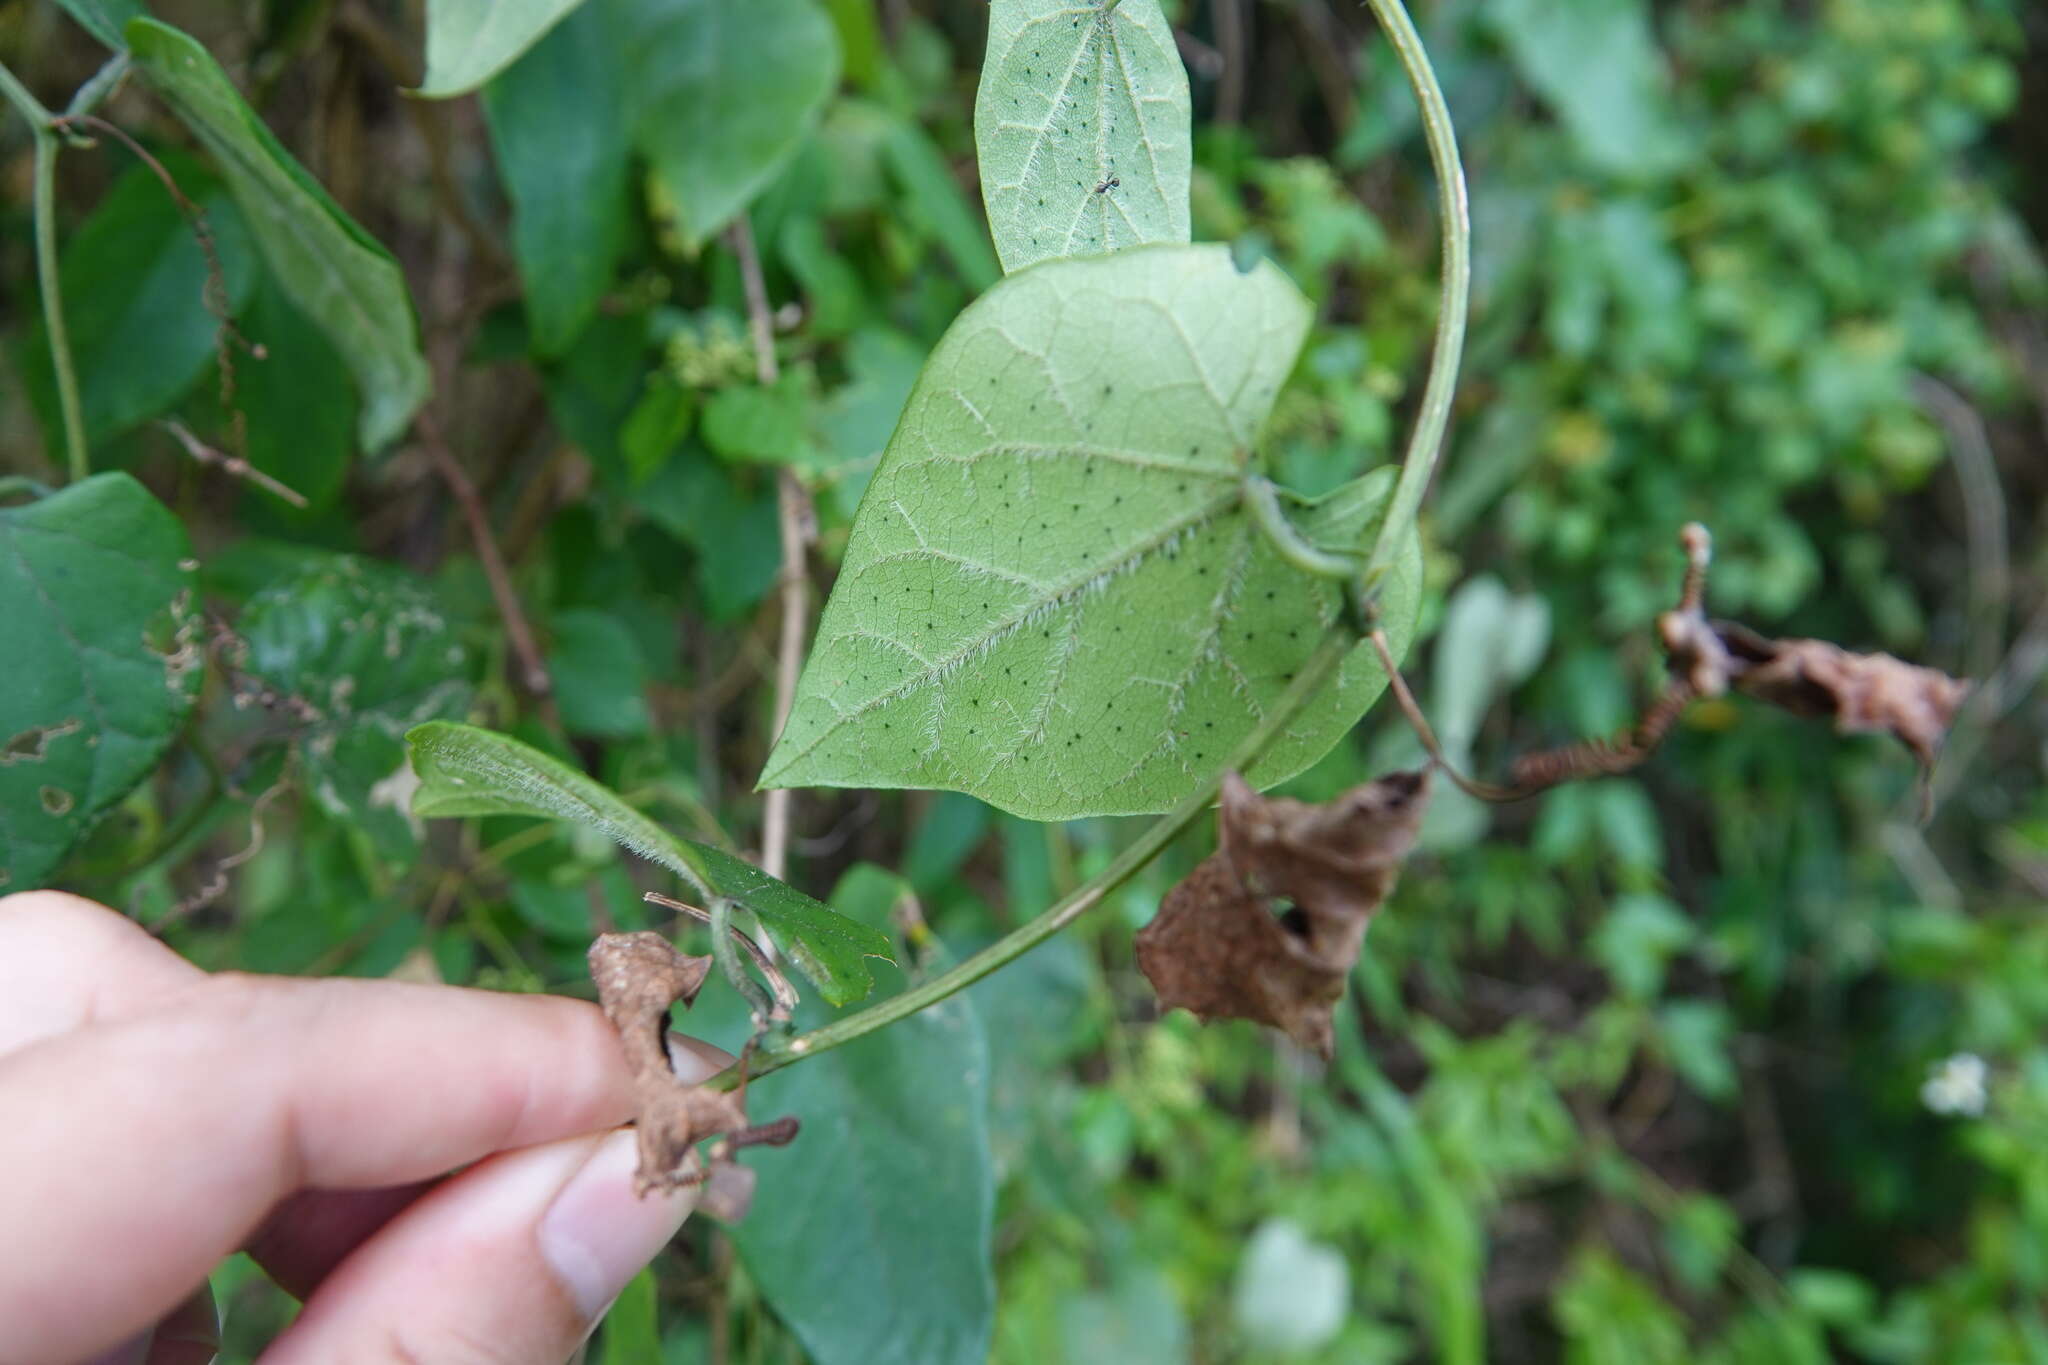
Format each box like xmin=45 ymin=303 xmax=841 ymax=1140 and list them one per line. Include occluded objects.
xmin=1921 ymin=1053 xmax=1989 ymax=1117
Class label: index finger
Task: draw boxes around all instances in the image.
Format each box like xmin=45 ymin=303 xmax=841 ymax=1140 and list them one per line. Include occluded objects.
xmin=0 ymin=970 xmax=649 ymax=1363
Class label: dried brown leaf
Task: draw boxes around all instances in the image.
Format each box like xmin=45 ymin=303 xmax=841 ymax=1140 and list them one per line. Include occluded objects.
xmin=1712 ymin=625 xmax=1970 ymax=770
xmin=588 ymin=931 xmax=768 ymax=1199
xmin=1135 ymin=769 xmax=1430 ymax=1058
xmin=1652 ymin=526 xmax=1969 ymax=777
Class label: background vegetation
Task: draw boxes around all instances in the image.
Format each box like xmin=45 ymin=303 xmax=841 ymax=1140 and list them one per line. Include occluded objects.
xmin=3 ymin=0 xmax=2045 ymax=1360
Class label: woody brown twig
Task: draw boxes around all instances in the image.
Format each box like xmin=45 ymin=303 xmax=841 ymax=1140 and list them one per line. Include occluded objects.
xmin=728 ymin=214 xmax=815 ymax=882
xmin=417 ymin=408 xmax=555 ymax=712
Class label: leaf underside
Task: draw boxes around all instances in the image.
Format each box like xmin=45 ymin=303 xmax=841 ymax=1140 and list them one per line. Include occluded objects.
xmin=406 ymin=721 xmax=892 ymax=1005
xmin=975 ymin=0 xmax=1191 ymax=273
xmin=761 ymin=244 xmax=1422 ymax=821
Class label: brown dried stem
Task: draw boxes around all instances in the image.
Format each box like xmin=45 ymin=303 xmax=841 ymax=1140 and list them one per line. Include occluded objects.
xmin=728 ymin=214 xmax=815 ymax=882
xmin=159 ymin=420 xmax=307 ymax=508
xmin=417 ymin=409 xmax=555 ymax=710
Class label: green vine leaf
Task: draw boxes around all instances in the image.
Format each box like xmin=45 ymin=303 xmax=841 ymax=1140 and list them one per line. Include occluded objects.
xmin=480 ymin=0 xmax=630 ymax=355
xmin=732 ymin=991 xmax=994 ymax=1365
xmin=52 ymin=0 xmax=146 ymax=50
xmin=238 ymin=555 xmax=476 ymax=867
xmin=405 ymin=721 xmax=892 ymax=1005
xmin=974 ymin=0 xmax=1191 ymax=273
xmin=0 ymin=474 xmax=200 ymax=890
xmin=418 ymin=0 xmax=588 ymax=98
xmin=127 ymin=18 xmax=430 ymax=450
xmin=623 ymin=0 xmax=841 ymax=246
xmin=760 ymin=245 xmax=1422 ymax=821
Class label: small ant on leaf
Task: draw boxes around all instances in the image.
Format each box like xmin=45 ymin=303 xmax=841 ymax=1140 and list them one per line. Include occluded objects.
xmin=1094 ymin=175 xmax=1120 ymax=194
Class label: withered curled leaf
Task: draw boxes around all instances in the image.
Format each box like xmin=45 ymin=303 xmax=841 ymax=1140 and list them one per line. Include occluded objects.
xmin=588 ymin=931 xmax=796 ymax=1203
xmin=1655 ymin=525 xmax=1970 ymax=778
xmin=1712 ymin=625 xmax=1970 ymax=772
xmin=1135 ymin=769 xmax=1430 ymax=1058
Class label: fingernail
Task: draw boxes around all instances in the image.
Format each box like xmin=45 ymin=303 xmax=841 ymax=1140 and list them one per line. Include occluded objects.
xmin=666 ymin=1029 xmax=735 ymax=1082
xmin=538 ymin=1128 xmax=696 ymax=1321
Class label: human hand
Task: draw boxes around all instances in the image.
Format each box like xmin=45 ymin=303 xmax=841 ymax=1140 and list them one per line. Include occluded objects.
xmin=0 ymin=890 xmax=725 ymax=1364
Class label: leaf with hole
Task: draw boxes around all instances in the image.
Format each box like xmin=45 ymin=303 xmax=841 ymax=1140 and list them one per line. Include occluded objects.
xmin=975 ymin=0 xmax=1190 ymax=272
xmin=0 ymin=474 xmax=200 ymax=889
xmin=238 ymin=554 xmax=475 ymax=866
xmin=406 ymin=721 xmax=892 ymax=1004
xmin=127 ymin=17 xmax=430 ymax=450
xmin=759 ymin=244 xmax=1423 ymax=820
xmin=418 ymin=0 xmax=588 ymax=98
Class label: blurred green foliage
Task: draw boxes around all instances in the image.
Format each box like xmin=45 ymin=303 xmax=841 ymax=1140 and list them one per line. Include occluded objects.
xmin=2 ymin=0 xmax=2044 ymax=1360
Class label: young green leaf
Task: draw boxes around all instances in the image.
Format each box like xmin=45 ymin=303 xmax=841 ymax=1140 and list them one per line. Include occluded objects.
xmin=0 ymin=474 xmax=200 ymax=889
xmin=974 ymin=0 xmax=1191 ymax=272
xmin=620 ymin=0 xmax=841 ymax=245
xmin=126 ymin=18 xmax=430 ymax=450
xmin=731 ymin=992 xmax=994 ymax=1365
xmin=405 ymin=721 xmax=892 ymax=1004
xmin=759 ymin=245 xmax=1423 ymax=820
xmin=18 ymin=154 xmax=258 ymax=453
xmin=480 ymin=1 xmax=630 ymax=355
xmin=418 ymin=0 xmax=588 ymax=98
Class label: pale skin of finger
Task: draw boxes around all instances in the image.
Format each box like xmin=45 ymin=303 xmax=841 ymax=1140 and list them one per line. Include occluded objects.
xmin=0 ymin=895 xmax=440 ymax=1325
xmin=0 ymin=899 xmax=648 ymax=1363
xmin=261 ymin=1128 xmax=699 ymax=1363
xmin=0 ymin=891 xmax=205 ymax=1052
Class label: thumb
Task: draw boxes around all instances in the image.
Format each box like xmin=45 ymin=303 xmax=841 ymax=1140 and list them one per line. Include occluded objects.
xmin=260 ymin=1128 xmax=694 ymax=1364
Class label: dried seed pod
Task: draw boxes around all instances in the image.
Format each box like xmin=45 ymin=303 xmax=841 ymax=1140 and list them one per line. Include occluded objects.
xmin=1135 ymin=769 xmax=1430 ymax=1058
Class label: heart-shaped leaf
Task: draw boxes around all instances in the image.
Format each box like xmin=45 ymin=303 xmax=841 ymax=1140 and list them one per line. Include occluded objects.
xmin=974 ymin=0 xmax=1191 ymax=272
xmin=760 ymin=244 xmax=1422 ymax=820
xmin=406 ymin=721 xmax=891 ymax=1005
xmin=0 ymin=474 xmax=200 ymax=889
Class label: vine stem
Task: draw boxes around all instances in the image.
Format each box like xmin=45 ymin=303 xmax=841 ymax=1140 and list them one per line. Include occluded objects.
xmin=740 ymin=630 xmax=1354 ymax=1080
xmin=1 ymin=58 xmax=90 ymax=484
xmin=1358 ymin=0 xmax=1470 ymax=591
